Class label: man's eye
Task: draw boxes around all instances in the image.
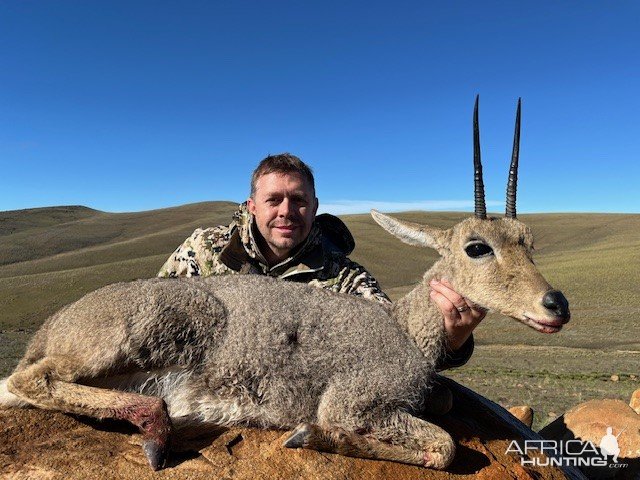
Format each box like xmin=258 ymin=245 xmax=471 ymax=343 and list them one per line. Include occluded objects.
xmin=465 ymin=243 xmax=494 ymax=258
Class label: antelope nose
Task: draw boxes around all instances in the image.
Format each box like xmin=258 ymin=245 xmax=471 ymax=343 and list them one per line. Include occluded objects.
xmin=542 ymin=290 xmax=570 ymax=322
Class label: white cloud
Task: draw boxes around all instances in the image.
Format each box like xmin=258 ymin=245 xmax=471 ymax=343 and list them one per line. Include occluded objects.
xmin=317 ymin=199 xmax=503 ymax=215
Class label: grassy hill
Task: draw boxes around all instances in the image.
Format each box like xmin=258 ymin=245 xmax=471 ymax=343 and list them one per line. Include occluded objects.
xmin=0 ymin=202 xmax=238 ymax=329
xmin=0 ymin=205 xmax=99 ymax=237
xmin=1 ymin=202 xmax=638 ymax=430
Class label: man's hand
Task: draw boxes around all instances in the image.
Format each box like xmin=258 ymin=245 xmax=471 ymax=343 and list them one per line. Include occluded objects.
xmin=429 ymin=278 xmax=486 ymax=352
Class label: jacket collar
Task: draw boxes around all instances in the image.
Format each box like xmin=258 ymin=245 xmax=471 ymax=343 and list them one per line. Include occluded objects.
xmin=219 ymin=203 xmax=326 ymax=278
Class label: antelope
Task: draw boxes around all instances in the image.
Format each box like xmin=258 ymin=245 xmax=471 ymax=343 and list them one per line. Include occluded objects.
xmin=0 ymin=97 xmax=569 ymax=471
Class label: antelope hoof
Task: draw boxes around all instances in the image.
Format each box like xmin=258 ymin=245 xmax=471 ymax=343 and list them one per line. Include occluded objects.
xmin=283 ymin=423 xmax=313 ymax=448
xmin=143 ymin=437 xmax=169 ymax=471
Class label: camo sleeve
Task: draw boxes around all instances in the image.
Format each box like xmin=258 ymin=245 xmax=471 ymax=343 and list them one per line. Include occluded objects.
xmin=157 ymin=226 xmax=234 ymax=278
xmin=312 ymin=254 xmax=392 ymax=306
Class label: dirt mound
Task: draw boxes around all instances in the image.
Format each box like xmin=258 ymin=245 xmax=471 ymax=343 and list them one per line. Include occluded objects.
xmin=1 ymin=379 xmax=582 ymax=480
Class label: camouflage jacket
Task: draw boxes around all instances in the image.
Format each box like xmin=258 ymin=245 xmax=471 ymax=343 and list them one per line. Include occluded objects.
xmin=158 ymin=203 xmax=473 ymax=369
xmin=158 ymin=203 xmax=391 ymax=304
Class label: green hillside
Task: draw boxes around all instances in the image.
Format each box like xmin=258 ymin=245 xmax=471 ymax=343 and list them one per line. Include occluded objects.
xmin=0 ymin=203 xmax=638 ymax=430
xmin=0 ymin=202 xmax=238 ymax=328
xmin=0 ymin=206 xmax=99 ymax=237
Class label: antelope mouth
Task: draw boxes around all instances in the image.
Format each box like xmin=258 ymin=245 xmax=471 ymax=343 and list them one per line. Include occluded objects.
xmin=523 ymin=316 xmax=564 ymax=334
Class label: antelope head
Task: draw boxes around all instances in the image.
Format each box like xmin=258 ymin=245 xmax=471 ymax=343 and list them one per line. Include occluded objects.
xmin=372 ymin=96 xmax=570 ymax=334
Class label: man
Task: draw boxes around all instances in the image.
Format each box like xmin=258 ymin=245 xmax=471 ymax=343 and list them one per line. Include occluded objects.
xmin=158 ymin=153 xmax=485 ymax=369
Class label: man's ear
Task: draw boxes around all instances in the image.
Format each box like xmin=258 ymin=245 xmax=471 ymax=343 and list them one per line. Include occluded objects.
xmin=247 ymin=197 xmax=256 ymax=215
xmin=370 ymin=210 xmax=451 ymax=254
xmin=312 ymin=197 xmax=319 ymax=217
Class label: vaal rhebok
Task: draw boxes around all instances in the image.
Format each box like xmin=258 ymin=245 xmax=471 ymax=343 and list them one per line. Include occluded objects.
xmin=0 ymin=97 xmax=569 ymax=471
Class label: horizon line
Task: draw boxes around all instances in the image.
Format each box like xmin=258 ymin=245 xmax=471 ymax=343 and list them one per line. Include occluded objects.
xmin=1 ymin=199 xmax=638 ymax=216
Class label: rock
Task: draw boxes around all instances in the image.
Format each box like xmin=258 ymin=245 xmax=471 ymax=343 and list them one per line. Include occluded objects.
xmin=0 ymin=379 xmax=582 ymax=480
xmin=611 ymin=375 xmax=620 ymax=382
xmin=630 ymin=388 xmax=640 ymax=414
xmin=508 ymin=406 xmax=534 ymax=428
xmin=540 ymin=398 xmax=640 ymax=479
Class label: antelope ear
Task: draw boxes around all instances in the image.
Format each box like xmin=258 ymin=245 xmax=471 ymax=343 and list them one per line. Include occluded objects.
xmin=371 ymin=210 xmax=450 ymax=253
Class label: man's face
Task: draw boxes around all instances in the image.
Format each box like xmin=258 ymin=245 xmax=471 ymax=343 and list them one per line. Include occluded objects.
xmin=247 ymin=171 xmax=318 ymax=264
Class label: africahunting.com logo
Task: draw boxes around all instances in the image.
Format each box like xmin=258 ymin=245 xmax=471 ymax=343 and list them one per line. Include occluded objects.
xmin=506 ymin=426 xmax=629 ymax=470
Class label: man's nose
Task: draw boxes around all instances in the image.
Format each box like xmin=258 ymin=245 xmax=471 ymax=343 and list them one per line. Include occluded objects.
xmin=278 ymin=198 xmax=292 ymax=216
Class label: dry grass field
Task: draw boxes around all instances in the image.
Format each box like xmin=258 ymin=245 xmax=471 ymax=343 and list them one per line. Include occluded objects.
xmin=1 ymin=202 xmax=638 ymax=431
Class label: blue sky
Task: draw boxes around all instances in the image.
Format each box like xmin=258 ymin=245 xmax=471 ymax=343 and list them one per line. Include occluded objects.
xmin=1 ymin=1 xmax=639 ymax=214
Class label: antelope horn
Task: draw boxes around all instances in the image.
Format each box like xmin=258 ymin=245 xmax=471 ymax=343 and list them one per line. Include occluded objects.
xmin=505 ymin=98 xmax=521 ymax=218
xmin=473 ymin=95 xmax=487 ymax=219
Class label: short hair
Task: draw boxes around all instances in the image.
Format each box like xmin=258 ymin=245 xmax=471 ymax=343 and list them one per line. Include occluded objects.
xmin=250 ymin=153 xmax=315 ymax=198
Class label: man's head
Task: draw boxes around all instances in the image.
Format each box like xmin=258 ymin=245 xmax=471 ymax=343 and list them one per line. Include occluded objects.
xmin=247 ymin=153 xmax=319 ymax=264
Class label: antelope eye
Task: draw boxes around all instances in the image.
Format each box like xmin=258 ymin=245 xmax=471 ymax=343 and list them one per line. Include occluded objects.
xmin=465 ymin=242 xmax=494 ymax=258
